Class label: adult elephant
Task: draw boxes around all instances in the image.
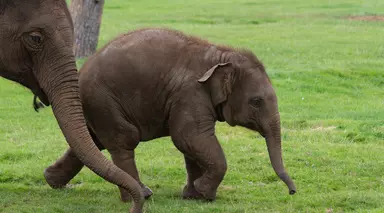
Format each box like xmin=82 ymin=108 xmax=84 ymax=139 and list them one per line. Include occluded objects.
xmin=0 ymin=1 xmax=143 ymax=212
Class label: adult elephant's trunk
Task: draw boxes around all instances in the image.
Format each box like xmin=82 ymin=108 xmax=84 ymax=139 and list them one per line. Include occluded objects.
xmin=265 ymin=113 xmax=296 ymax=195
xmin=38 ymin=63 xmax=144 ymax=213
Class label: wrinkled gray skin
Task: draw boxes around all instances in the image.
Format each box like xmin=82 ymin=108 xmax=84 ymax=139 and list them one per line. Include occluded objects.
xmin=0 ymin=1 xmax=144 ymax=212
xmin=44 ymin=28 xmax=296 ymax=201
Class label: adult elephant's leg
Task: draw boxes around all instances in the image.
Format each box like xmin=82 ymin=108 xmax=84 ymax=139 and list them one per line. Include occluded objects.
xmin=182 ymin=156 xmax=205 ymax=199
xmin=44 ymin=127 xmax=103 ymax=188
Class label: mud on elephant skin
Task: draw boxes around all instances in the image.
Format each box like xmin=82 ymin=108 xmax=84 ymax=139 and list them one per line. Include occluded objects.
xmin=0 ymin=1 xmax=144 ymax=212
xmin=44 ymin=28 xmax=296 ymax=202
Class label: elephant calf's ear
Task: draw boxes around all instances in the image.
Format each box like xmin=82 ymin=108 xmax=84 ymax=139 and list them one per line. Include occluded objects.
xmin=198 ymin=62 xmax=233 ymax=107
xmin=198 ymin=63 xmax=231 ymax=82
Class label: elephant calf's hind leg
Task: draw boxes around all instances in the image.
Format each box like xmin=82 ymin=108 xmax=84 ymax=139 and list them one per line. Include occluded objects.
xmin=95 ymin=121 xmax=153 ymax=202
xmin=44 ymin=148 xmax=84 ymax=188
xmin=44 ymin=127 xmax=103 ymax=188
xmin=109 ymin=149 xmax=153 ymax=202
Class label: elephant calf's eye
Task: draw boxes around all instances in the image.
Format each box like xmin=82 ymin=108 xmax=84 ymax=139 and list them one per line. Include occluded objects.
xmin=249 ymin=97 xmax=262 ymax=108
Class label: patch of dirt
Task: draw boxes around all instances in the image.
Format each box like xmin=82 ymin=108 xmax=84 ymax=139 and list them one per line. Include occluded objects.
xmin=347 ymin=15 xmax=384 ymax=22
xmin=66 ymin=183 xmax=83 ymax=188
xmin=311 ymin=126 xmax=337 ymax=132
xmin=219 ymin=185 xmax=236 ymax=191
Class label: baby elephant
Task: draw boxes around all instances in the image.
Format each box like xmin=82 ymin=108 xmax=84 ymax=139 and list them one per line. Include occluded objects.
xmin=44 ymin=28 xmax=296 ymax=202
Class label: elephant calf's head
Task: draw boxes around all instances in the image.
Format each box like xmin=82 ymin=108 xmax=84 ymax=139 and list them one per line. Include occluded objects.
xmin=199 ymin=52 xmax=297 ymax=195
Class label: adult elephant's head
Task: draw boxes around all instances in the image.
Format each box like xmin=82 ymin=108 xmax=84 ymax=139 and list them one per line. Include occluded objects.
xmin=199 ymin=53 xmax=296 ymax=195
xmin=0 ymin=1 xmax=143 ymax=212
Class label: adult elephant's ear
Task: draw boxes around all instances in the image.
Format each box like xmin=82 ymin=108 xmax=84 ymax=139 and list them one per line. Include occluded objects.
xmin=198 ymin=62 xmax=234 ymax=106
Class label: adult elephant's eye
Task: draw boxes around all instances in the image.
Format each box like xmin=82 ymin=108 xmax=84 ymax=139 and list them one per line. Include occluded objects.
xmin=249 ymin=97 xmax=262 ymax=108
xmin=29 ymin=32 xmax=43 ymax=44
xmin=23 ymin=31 xmax=44 ymax=51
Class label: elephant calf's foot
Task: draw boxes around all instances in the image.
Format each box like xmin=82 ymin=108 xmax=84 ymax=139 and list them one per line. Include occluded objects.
xmin=193 ymin=178 xmax=217 ymax=201
xmin=120 ymin=183 xmax=153 ymax=202
xmin=182 ymin=184 xmax=204 ymax=200
xmin=43 ymin=166 xmax=72 ymax=189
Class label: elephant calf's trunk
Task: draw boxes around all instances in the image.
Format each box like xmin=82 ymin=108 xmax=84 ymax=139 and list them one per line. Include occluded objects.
xmin=276 ymin=171 xmax=296 ymax=195
xmin=266 ymin=135 xmax=296 ymax=195
xmin=265 ymin=114 xmax=296 ymax=195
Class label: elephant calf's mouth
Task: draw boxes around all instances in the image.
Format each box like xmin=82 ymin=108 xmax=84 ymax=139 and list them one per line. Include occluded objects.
xmin=32 ymin=86 xmax=50 ymax=112
xmin=33 ymin=95 xmax=47 ymax=112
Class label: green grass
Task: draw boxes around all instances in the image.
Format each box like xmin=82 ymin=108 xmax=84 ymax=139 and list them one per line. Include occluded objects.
xmin=1 ymin=0 xmax=384 ymax=212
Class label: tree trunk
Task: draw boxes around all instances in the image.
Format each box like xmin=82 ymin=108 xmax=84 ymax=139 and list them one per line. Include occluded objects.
xmin=70 ymin=0 xmax=105 ymax=59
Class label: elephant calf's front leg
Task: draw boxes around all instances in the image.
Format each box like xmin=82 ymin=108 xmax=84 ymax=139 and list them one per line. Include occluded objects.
xmin=173 ymin=134 xmax=227 ymax=201
xmin=182 ymin=156 xmax=205 ymax=199
xmin=192 ymin=137 xmax=227 ymax=201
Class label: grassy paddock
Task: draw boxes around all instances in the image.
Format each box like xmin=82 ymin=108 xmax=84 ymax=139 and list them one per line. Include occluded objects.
xmin=1 ymin=0 xmax=384 ymax=212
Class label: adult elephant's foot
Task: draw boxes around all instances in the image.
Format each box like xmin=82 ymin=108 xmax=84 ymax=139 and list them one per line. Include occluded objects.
xmin=120 ymin=183 xmax=153 ymax=202
xmin=182 ymin=184 xmax=204 ymax=200
xmin=193 ymin=178 xmax=217 ymax=201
